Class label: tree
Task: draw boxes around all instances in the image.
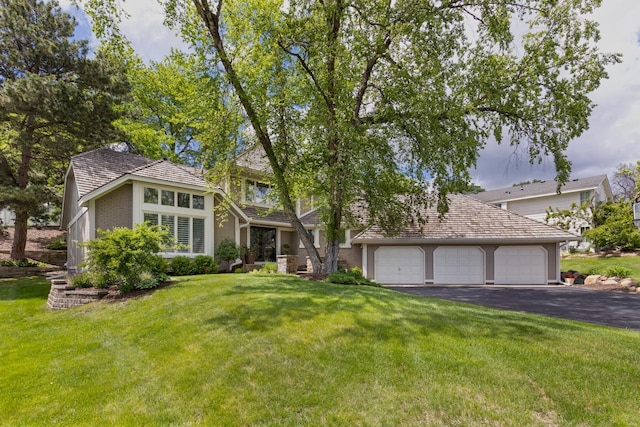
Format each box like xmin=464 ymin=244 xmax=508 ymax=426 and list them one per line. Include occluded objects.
xmin=116 ymin=50 xmax=242 ymax=167
xmin=612 ymin=161 xmax=640 ymax=202
xmin=0 ymin=0 xmax=129 ymax=260
xmin=89 ymin=0 xmax=618 ymax=274
xmin=584 ymin=201 xmax=640 ymax=252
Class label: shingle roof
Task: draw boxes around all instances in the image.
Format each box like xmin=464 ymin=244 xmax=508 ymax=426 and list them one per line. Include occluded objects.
xmin=352 ymin=194 xmax=578 ymax=242
xmin=234 ymin=145 xmax=272 ymax=172
xmin=471 ymin=175 xmax=608 ymax=203
xmin=71 ymin=148 xmax=205 ymax=200
xmin=242 ymin=206 xmax=291 ymax=224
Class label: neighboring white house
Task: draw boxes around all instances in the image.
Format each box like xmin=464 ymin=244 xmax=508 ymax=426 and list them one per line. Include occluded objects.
xmin=471 ymin=175 xmax=612 ymax=245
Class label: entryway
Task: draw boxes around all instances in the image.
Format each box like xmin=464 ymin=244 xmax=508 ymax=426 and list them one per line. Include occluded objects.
xmin=250 ymin=226 xmax=276 ymax=262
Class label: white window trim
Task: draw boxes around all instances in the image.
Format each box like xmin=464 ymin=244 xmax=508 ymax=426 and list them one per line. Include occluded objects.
xmin=299 ymin=228 xmax=320 ymax=249
xmin=142 ymin=211 xmax=207 ymax=255
xmin=133 ymin=182 xmax=214 ymax=257
xmin=339 ymin=229 xmax=351 ymax=248
xmin=243 ymin=178 xmax=274 ymax=207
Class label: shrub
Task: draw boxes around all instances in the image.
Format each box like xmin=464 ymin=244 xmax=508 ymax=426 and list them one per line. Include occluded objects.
xmin=234 ymin=267 xmax=245 ymax=273
xmin=604 ymin=266 xmax=632 ymax=278
xmin=193 ymin=255 xmax=217 ymax=274
xmin=327 ymin=269 xmax=378 ymax=286
xmin=45 ymin=237 xmax=67 ymax=250
xmin=261 ymin=262 xmax=278 ymax=273
xmin=215 ymin=238 xmax=240 ymax=272
xmin=80 ymin=223 xmax=172 ymax=292
xmin=0 ymin=260 xmax=40 ymax=267
xmin=136 ymin=271 xmax=159 ymax=289
xmin=170 ymin=256 xmax=195 ymax=276
xmin=69 ymin=272 xmax=93 ymax=288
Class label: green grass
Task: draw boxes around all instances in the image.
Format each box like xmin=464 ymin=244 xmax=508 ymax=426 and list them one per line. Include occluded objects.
xmin=561 ymin=254 xmax=640 ymax=279
xmin=1 ymin=275 xmax=640 ymax=426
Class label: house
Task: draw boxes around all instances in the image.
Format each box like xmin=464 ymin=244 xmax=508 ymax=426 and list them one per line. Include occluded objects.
xmin=470 ymin=175 xmax=612 ymax=239
xmin=61 ymin=147 xmax=579 ymax=285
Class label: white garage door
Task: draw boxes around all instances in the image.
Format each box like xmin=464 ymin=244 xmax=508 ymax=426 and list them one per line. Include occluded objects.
xmin=494 ymin=246 xmax=547 ymax=285
xmin=374 ymin=247 xmax=425 ymax=285
xmin=433 ymin=247 xmax=485 ymax=285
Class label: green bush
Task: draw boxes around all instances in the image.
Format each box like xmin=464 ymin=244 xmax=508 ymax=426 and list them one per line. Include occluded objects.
xmin=136 ymin=271 xmax=159 ymax=289
xmin=69 ymin=272 xmax=93 ymax=288
xmin=234 ymin=267 xmax=245 ymax=274
xmin=80 ymin=223 xmax=172 ymax=292
xmin=45 ymin=237 xmax=67 ymax=250
xmin=604 ymin=265 xmax=632 ymax=278
xmin=327 ymin=269 xmax=378 ymax=286
xmin=170 ymin=256 xmax=195 ymax=276
xmin=0 ymin=260 xmax=41 ymax=267
xmin=261 ymin=262 xmax=278 ymax=273
xmin=193 ymin=255 xmax=218 ymax=274
xmin=215 ymin=238 xmax=240 ymax=272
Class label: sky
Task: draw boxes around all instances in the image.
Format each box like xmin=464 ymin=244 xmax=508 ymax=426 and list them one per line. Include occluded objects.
xmin=61 ymin=0 xmax=640 ymax=191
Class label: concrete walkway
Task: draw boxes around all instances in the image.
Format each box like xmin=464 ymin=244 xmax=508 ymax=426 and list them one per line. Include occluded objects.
xmin=387 ymin=285 xmax=640 ymax=331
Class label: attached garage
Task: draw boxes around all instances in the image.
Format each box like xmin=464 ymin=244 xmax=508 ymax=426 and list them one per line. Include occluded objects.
xmin=374 ymin=246 xmax=425 ymax=285
xmin=494 ymin=246 xmax=547 ymax=285
xmin=433 ymin=247 xmax=485 ymax=285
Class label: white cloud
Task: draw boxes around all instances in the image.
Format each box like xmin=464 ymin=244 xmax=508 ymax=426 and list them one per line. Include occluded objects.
xmin=60 ymin=0 xmax=187 ymax=63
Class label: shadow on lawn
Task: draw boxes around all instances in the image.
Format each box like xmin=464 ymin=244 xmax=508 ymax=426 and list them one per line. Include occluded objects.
xmin=0 ymin=277 xmax=50 ymax=301
xmin=206 ymin=276 xmax=583 ymax=344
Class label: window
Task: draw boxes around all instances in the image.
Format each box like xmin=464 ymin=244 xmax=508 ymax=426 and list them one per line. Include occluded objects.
xmin=246 ymin=179 xmax=272 ymax=204
xmin=178 ymin=192 xmax=190 ymax=208
xmin=161 ymin=190 xmax=175 ymax=206
xmin=161 ymin=214 xmax=175 ymax=236
xmin=339 ymin=229 xmax=351 ymax=248
xmin=579 ymin=226 xmax=590 ymax=236
xmin=143 ymin=213 xmax=159 ymax=225
xmin=144 ymin=187 xmax=158 ymax=204
xmin=177 ymin=216 xmax=190 ymax=252
xmin=192 ymin=218 xmax=205 ymax=253
xmin=300 ymin=229 xmax=319 ymax=248
xmin=150 ymin=214 xmax=205 ymax=254
xmin=580 ymin=191 xmax=591 ymax=206
xmin=192 ymin=194 xmax=205 ymax=210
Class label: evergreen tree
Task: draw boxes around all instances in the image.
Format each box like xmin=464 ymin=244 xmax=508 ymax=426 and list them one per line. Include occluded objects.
xmin=0 ymin=0 xmax=128 ymax=260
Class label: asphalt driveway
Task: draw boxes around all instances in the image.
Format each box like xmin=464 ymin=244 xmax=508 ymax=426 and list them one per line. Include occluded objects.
xmin=388 ymin=286 xmax=640 ymax=331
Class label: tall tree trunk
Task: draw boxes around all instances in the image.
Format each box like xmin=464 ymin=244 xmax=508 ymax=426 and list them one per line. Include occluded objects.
xmin=10 ymin=121 xmax=34 ymax=261
xmin=193 ymin=0 xmax=325 ymax=273
xmin=10 ymin=208 xmax=29 ymax=261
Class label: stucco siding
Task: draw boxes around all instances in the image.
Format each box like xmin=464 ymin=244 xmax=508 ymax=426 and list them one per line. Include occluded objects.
xmin=214 ymin=212 xmax=237 ymax=248
xmin=95 ymin=184 xmax=133 ymax=231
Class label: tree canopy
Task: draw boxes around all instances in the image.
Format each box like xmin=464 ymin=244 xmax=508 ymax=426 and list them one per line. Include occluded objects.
xmin=86 ymin=0 xmax=619 ymax=273
xmin=0 ymin=0 xmax=129 ymax=260
xmin=115 ymin=50 xmax=242 ymax=167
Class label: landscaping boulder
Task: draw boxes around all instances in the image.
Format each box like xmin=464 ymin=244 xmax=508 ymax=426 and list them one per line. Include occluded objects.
xmin=601 ymin=279 xmax=619 ymax=287
xmin=584 ymin=275 xmax=601 ymax=285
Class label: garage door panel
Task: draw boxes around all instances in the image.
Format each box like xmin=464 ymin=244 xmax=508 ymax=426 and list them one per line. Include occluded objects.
xmin=375 ymin=247 xmax=425 ymax=285
xmin=433 ymin=247 xmax=485 ymax=285
xmin=494 ymin=246 xmax=546 ymax=285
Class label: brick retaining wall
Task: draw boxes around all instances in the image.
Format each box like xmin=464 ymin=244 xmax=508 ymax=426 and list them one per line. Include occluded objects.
xmin=47 ymin=279 xmax=108 ymax=310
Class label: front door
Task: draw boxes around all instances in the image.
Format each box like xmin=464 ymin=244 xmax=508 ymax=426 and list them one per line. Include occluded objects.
xmin=250 ymin=227 xmax=276 ymax=262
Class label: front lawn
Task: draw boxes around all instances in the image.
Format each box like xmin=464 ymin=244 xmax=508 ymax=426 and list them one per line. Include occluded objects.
xmin=561 ymin=253 xmax=640 ymax=279
xmin=1 ymin=274 xmax=639 ymax=425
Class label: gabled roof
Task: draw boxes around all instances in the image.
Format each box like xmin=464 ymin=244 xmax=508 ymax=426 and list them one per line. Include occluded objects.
xmin=352 ymin=194 xmax=578 ymax=243
xmin=234 ymin=145 xmax=272 ymax=173
xmin=70 ymin=148 xmax=206 ymax=200
xmin=471 ymin=175 xmax=609 ymax=203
